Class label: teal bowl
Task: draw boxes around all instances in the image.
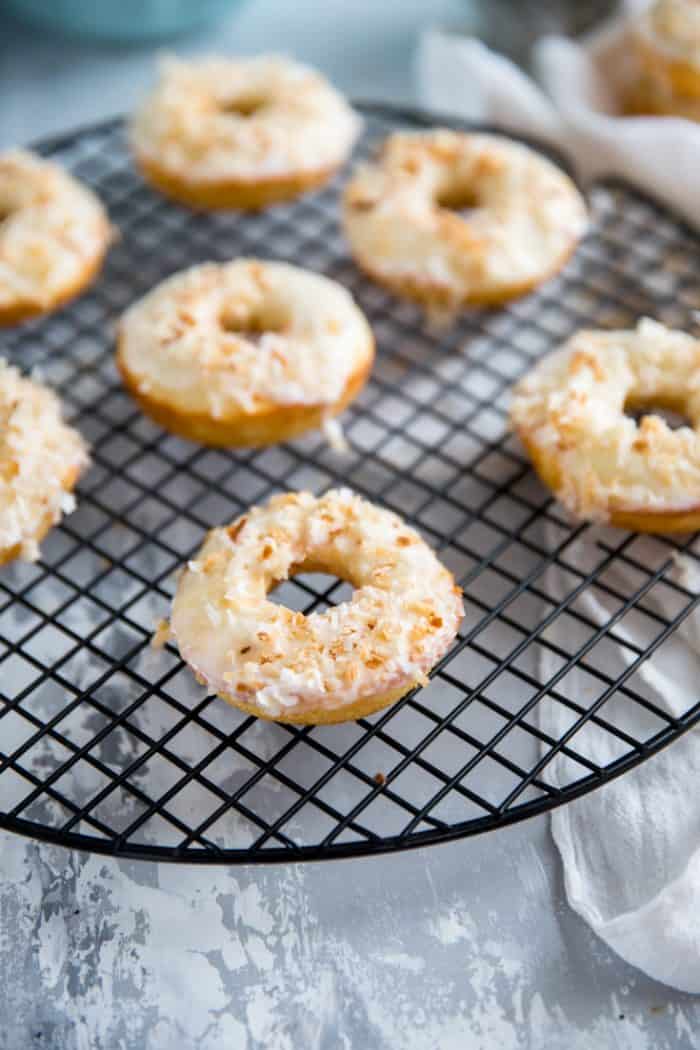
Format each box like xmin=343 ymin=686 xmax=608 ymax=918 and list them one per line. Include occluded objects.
xmin=5 ymin=0 xmax=244 ymax=41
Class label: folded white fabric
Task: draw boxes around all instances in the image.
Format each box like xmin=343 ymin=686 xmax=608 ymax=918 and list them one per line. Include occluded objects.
xmin=418 ymin=10 xmax=700 ymax=992
xmin=541 ymin=536 xmax=700 ymax=993
xmin=418 ymin=2 xmax=700 ymax=229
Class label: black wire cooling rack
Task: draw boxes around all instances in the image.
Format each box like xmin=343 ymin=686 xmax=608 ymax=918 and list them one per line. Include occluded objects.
xmin=1 ymin=104 xmax=700 ymax=864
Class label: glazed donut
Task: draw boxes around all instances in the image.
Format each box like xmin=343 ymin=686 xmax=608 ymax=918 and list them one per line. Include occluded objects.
xmin=169 ymin=489 xmax=463 ymax=724
xmin=0 ymin=359 xmax=89 ymax=563
xmin=117 ymin=259 xmax=374 ymax=447
xmin=629 ymin=0 xmax=700 ymax=118
xmin=130 ymin=55 xmax=361 ymax=210
xmin=510 ymin=319 xmax=700 ymax=532
xmin=342 ymin=130 xmax=587 ymax=311
xmin=0 ymin=151 xmax=111 ymax=325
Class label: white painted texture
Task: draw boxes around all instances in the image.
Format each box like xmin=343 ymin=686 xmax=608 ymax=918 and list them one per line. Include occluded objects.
xmin=3 ymin=824 xmax=700 ymax=1049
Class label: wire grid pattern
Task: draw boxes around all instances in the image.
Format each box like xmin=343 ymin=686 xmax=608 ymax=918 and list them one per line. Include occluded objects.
xmin=1 ymin=106 xmax=700 ymax=863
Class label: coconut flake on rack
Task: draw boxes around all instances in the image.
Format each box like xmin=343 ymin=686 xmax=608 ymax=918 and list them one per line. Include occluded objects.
xmin=321 ymin=416 xmax=349 ymax=454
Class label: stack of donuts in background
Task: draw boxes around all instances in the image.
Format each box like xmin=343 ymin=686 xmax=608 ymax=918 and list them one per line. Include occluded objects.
xmin=627 ymin=0 xmax=700 ymax=119
xmin=1 ymin=50 xmax=699 ymax=725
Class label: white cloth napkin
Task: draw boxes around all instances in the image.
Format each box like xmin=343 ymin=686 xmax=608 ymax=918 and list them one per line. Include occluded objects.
xmin=418 ymin=14 xmax=700 ymax=993
xmin=541 ymin=539 xmax=700 ymax=993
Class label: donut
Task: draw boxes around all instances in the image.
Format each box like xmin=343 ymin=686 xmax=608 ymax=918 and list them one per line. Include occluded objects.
xmin=169 ymin=489 xmax=463 ymax=724
xmin=117 ymin=259 xmax=374 ymax=448
xmin=629 ymin=0 xmax=700 ymax=118
xmin=0 ymin=359 xmax=89 ymax=563
xmin=510 ymin=319 xmax=700 ymax=532
xmin=0 ymin=150 xmax=111 ymax=326
xmin=342 ymin=130 xmax=587 ymax=312
xmin=130 ymin=55 xmax=361 ymax=210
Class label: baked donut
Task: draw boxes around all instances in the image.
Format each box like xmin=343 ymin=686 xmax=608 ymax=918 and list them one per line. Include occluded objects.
xmin=117 ymin=259 xmax=374 ymax=447
xmin=130 ymin=55 xmax=360 ymax=210
xmin=0 ymin=359 xmax=89 ymax=563
xmin=629 ymin=0 xmax=700 ymax=118
xmin=0 ymin=151 xmax=111 ymax=326
xmin=342 ymin=130 xmax=587 ymax=312
xmin=510 ymin=319 xmax=700 ymax=532
xmin=169 ymin=489 xmax=463 ymax=724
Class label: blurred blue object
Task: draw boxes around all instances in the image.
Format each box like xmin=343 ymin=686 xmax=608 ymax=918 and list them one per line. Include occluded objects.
xmin=5 ymin=0 xmax=244 ymax=41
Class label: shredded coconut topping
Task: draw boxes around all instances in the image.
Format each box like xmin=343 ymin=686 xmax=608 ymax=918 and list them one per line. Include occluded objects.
xmin=342 ymin=130 xmax=587 ymax=306
xmin=0 ymin=359 xmax=89 ymax=561
xmin=510 ymin=318 xmax=700 ymax=520
xmin=117 ymin=259 xmax=373 ymax=417
xmin=0 ymin=150 xmax=110 ymax=311
xmin=130 ymin=54 xmax=361 ymax=182
xmin=170 ymin=489 xmax=463 ymax=719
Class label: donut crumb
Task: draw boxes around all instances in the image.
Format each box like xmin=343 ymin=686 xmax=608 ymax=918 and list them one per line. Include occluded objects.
xmin=151 ymin=619 xmax=171 ymax=649
xmin=322 ymin=416 xmax=349 ymax=454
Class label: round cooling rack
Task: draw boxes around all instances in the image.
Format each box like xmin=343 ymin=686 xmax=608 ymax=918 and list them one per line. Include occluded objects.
xmin=1 ymin=104 xmax=700 ymax=864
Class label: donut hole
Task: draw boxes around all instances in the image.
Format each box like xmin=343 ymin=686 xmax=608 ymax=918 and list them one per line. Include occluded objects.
xmin=219 ymin=303 xmax=288 ymax=345
xmin=268 ymin=554 xmax=356 ymax=611
xmin=624 ymin=394 xmax=692 ymax=430
xmin=220 ymin=93 xmax=268 ymax=118
xmin=435 ymin=182 xmax=481 ymax=218
xmin=268 ymin=567 xmax=353 ymax=612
